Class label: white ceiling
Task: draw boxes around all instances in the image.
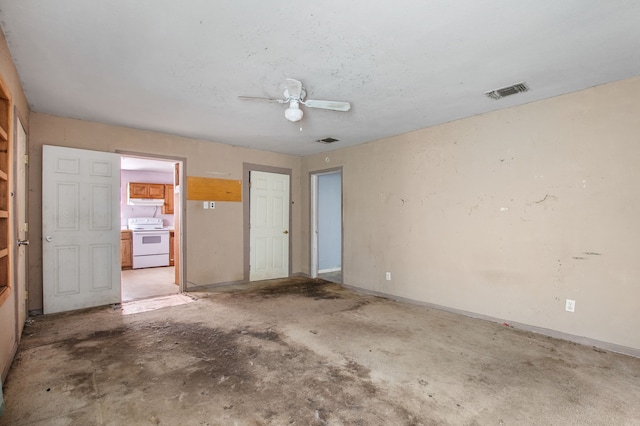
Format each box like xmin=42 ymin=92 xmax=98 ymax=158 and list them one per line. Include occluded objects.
xmin=1 ymin=1 xmax=639 ymax=156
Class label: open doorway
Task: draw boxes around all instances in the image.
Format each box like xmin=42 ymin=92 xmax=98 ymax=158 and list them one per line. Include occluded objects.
xmin=310 ymin=168 xmax=343 ymax=283
xmin=120 ymin=155 xmax=183 ymax=302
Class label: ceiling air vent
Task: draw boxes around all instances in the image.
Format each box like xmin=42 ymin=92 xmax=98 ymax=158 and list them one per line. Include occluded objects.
xmin=485 ymin=82 xmax=529 ymax=100
xmin=316 ymin=137 xmax=339 ymax=144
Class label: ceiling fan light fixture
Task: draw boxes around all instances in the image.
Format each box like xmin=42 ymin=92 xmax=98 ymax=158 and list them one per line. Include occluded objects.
xmin=240 ymin=78 xmax=350 ymax=122
xmin=284 ymin=101 xmax=303 ymax=122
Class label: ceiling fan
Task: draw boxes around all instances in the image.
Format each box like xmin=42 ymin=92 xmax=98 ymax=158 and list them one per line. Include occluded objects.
xmin=239 ymin=78 xmax=351 ymax=122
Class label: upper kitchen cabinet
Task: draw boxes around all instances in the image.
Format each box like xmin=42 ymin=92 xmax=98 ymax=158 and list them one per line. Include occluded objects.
xmin=162 ymin=184 xmax=174 ymax=214
xmin=129 ymin=182 xmax=165 ymax=199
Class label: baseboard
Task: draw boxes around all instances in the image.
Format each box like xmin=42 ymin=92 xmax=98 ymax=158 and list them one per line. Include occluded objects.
xmin=340 ymin=283 xmax=640 ymax=359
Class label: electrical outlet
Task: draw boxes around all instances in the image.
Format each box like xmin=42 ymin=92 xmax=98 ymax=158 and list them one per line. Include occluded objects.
xmin=565 ymin=299 xmax=576 ymax=312
xmin=203 ymin=201 xmax=209 ymax=209
xmin=386 ymin=272 xmax=391 ymax=281
xmin=210 ymin=201 xmax=216 ymax=209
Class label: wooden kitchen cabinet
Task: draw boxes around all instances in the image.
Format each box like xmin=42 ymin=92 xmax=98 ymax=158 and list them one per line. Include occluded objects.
xmin=148 ymin=184 xmax=165 ymax=198
xmin=163 ymin=184 xmax=174 ymax=214
xmin=169 ymin=231 xmax=174 ymax=266
xmin=129 ymin=182 xmax=165 ymax=199
xmin=121 ymin=231 xmax=132 ymax=269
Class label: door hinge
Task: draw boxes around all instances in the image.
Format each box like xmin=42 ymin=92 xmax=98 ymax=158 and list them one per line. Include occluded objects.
xmin=25 ymin=291 xmax=28 ymax=300
xmin=23 ymin=154 xmax=29 ymax=165
xmin=24 ymin=223 xmax=28 ymax=232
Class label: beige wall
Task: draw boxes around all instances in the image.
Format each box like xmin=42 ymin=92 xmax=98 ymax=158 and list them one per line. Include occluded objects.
xmin=0 ymin=28 xmax=30 ymax=380
xmin=302 ymin=76 xmax=640 ymax=352
xmin=29 ymin=113 xmax=302 ymax=310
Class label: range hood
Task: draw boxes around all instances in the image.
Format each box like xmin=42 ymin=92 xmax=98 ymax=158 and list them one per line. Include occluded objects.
xmin=128 ymin=198 xmax=164 ymax=206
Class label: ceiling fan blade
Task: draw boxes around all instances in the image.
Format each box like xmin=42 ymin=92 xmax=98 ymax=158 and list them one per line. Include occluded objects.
xmin=303 ymin=99 xmax=351 ymax=112
xmin=284 ymin=78 xmax=303 ymax=99
xmin=238 ymin=96 xmax=285 ymax=103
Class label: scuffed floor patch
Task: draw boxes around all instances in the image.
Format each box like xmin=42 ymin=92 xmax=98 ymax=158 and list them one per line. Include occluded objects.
xmin=121 ymin=293 xmax=195 ymax=315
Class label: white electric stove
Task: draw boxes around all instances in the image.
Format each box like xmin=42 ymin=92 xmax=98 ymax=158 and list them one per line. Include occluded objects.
xmin=127 ymin=218 xmax=170 ymax=269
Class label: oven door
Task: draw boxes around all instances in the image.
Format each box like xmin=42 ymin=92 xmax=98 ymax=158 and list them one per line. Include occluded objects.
xmin=131 ymin=230 xmax=170 ymax=269
xmin=132 ymin=231 xmax=170 ymax=256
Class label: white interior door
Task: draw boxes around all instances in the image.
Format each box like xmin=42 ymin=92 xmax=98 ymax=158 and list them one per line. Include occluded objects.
xmin=43 ymin=145 xmax=121 ymax=314
xmin=14 ymin=115 xmax=27 ymax=332
xmin=250 ymin=171 xmax=290 ymax=281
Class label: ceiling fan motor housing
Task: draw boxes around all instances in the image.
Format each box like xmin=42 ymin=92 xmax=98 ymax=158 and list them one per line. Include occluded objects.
xmin=284 ymin=88 xmax=306 ymax=102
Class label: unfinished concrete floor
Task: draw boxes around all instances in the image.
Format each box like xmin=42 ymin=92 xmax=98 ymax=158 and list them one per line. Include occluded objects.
xmin=121 ymin=266 xmax=178 ymax=302
xmin=2 ymin=277 xmax=640 ymax=425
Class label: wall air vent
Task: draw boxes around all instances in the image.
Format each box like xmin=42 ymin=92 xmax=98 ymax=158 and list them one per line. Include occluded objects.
xmin=485 ymin=82 xmax=529 ymax=100
xmin=316 ymin=137 xmax=339 ymax=144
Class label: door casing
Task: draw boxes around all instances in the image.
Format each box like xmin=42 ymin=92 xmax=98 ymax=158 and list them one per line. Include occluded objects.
xmin=117 ymin=150 xmax=186 ymax=292
xmin=243 ymin=163 xmax=292 ymax=281
xmin=309 ymin=167 xmax=343 ymax=280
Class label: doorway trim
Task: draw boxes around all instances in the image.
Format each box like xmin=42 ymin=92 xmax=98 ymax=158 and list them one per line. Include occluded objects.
xmin=243 ymin=163 xmax=292 ymax=281
xmin=13 ymin=106 xmax=29 ymax=339
xmin=117 ymin=150 xmax=187 ymax=292
xmin=309 ymin=167 xmax=343 ymax=280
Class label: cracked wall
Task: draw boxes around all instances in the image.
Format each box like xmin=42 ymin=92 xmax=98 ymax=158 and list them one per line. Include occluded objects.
xmin=301 ymin=76 xmax=640 ymax=352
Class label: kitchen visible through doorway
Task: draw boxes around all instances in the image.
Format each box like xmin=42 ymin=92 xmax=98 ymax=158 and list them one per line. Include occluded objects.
xmin=120 ymin=155 xmax=183 ymax=301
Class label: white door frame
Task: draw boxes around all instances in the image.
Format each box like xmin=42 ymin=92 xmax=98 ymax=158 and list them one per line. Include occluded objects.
xmin=310 ymin=167 xmax=343 ymax=280
xmin=243 ymin=163 xmax=292 ymax=281
xmin=118 ymin=151 xmax=186 ymax=293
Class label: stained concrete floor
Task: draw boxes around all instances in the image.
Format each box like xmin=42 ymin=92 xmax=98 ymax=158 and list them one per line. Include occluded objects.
xmin=317 ymin=270 xmax=342 ymax=284
xmin=2 ymin=277 xmax=640 ymax=425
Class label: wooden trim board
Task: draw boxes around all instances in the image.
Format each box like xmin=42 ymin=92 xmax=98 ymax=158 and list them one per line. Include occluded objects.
xmin=186 ymin=176 xmax=242 ymax=201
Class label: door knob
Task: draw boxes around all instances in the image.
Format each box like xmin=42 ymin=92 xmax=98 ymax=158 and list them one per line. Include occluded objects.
xmin=283 ymin=230 xmax=289 ymax=234
xmin=45 ymin=236 xmax=53 ymax=242
xmin=17 ymin=239 xmax=29 ymax=246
